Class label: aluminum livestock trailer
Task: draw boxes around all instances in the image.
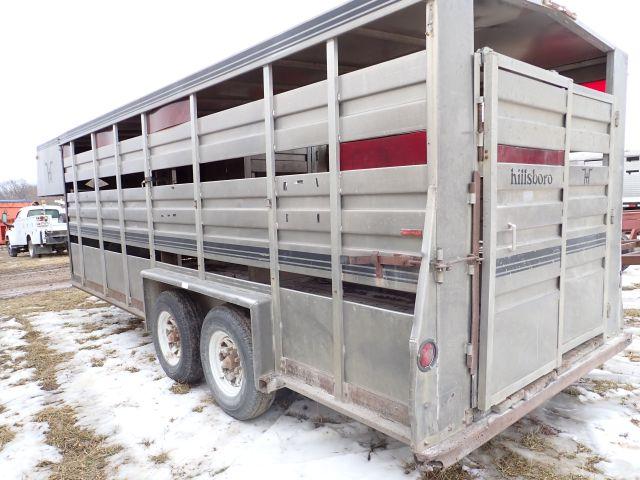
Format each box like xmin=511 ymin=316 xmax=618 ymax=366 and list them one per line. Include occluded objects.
xmin=36 ymin=0 xmax=631 ymax=470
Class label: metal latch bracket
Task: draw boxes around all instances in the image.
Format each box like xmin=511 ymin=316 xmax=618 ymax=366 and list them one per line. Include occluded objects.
xmin=431 ymin=248 xmax=482 ymax=283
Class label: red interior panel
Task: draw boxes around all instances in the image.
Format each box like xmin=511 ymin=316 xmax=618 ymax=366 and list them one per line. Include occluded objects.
xmin=498 ymin=145 xmax=564 ymax=166
xmin=580 ymin=79 xmax=606 ymax=92
xmin=340 ymin=131 xmax=427 ymax=171
xmin=95 ymin=128 xmax=113 ymax=148
xmin=147 ymin=99 xmax=190 ymax=134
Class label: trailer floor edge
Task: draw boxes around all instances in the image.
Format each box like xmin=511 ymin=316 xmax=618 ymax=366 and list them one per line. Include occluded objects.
xmin=415 ymin=332 xmax=632 ymax=470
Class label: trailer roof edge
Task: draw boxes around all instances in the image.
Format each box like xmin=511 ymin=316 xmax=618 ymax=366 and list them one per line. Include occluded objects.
xmin=38 ymin=0 xmax=619 ymax=151
xmin=38 ymin=0 xmax=421 ymax=151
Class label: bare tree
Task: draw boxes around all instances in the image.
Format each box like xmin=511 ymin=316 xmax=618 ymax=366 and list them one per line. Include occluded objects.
xmin=0 ymin=179 xmax=38 ymax=201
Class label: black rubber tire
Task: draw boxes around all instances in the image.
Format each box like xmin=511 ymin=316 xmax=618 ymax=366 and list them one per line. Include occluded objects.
xmin=150 ymin=290 xmax=204 ymax=384
xmin=7 ymin=241 xmax=17 ymax=257
xmin=200 ymin=306 xmax=274 ymax=420
xmin=28 ymin=239 xmax=38 ymax=258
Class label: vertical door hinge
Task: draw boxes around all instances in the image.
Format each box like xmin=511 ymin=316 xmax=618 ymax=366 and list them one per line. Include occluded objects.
xmin=475 ymin=96 xmax=485 ymax=148
xmin=465 ymin=343 xmax=474 ymax=369
xmin=614 ymin=110 xmax=620 ymax=128
xmin=606 ymin=302 xmax=611 ymax=318
xmin=468 ymin=178 xmax=478 ymax=205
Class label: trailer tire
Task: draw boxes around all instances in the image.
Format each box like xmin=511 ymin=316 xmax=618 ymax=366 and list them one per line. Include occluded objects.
xmin=27 ymin=239 xmax=38 ymax=258
xmin=151 ymin=290 xmax=204 ymax=384
xmin=7 ymin=241 xmax=17 ymax=257
xmin=200 ymin=306 xmax=274 ymax=420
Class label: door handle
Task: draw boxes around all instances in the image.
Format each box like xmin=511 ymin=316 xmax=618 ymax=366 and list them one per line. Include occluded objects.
xmin=507 ymin=223 xmax=517 ymax=251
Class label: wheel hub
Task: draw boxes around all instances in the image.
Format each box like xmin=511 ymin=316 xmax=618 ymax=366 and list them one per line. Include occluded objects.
xmin=158 ymin=311 xmax=181 ymax=366
xmin=210 ymin=331 xmax=243 ymax=396
xmin=219 ymin=340 xmax=241 ymax=385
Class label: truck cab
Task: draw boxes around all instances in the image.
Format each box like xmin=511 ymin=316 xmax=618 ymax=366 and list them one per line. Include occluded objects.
xmin=6 ymin=205 xmax=68 ymax=258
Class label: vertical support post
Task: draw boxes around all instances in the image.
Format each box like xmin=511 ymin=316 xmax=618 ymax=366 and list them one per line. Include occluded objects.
xmin=411 ymin=0 xmax=475 ymax=446
xmin=91 ymin=133 xmax=108 ymax=295
xmin=113 ymin=125 xmax=131 ymax=305
xmin=605 ymin=49 xmax=628 ymax=335
xmin=243 ymin=157 xmax=253 ymax=179
xmin=70 ymin=141 xmax=86 ymax=286
xmin=602 ymin=92 xmax=619 ymax=340
xmin=326 ymin=38 xmax=345 ymax=400
xmin=189 ymin=94 xmax=205 ymax=279
xmin=411 ymin=0 xmax=443 ymax=447
xmin=141 ymin=113 xmax=156 ymax=266
xmin=263 ymin=64 xmax=283 ymax=371
xmin=557 ymin=83 xmax=573 ymax=365
xmin=478 ymin=48 xmax=499 ymax=412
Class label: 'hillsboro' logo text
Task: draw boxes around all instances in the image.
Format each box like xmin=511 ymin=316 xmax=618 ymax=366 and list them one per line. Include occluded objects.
xmin=510 ymin=168 xmax=553 ymax=186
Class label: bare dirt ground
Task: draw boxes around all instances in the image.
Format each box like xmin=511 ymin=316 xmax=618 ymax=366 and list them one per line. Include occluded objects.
xmin=0 ymin=249 xmax=638 ymax=480
xmin=0 ymin=251 xmax=70 ymax=300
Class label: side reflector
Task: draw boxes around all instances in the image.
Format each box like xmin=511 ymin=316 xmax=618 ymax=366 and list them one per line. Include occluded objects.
xmin=400 ymin=229 xmax=423 ymax=238
xmin=417 ymin=340 xmax=438 ymax=372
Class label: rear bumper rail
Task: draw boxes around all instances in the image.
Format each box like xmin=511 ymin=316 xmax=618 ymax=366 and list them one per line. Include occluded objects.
xmin=415 ymin=333 xmax=632 ymax=469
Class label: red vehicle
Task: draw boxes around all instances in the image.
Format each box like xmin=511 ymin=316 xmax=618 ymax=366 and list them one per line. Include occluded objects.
xmin=0 ymin=200 xmax=31 ymax=245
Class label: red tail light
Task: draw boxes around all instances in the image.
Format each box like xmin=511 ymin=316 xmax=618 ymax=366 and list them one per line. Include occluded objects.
xmin=417 ymin=340 xmax=438 ymax=372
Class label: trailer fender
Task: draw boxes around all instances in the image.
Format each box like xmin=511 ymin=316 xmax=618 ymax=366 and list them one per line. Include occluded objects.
xmin=140 ymin=268 xmax=275 ymax=391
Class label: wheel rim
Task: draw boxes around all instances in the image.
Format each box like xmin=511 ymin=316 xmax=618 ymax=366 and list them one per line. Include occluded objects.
xmin=209 ymin=330 xmax=243 ymax=397
xmin=157 ymin=311 xmax=181 ymax=366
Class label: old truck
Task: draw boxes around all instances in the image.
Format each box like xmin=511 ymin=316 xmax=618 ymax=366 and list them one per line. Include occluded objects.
xmin=0 ymin=200 xmax=31 ymax=245
xmin=6 ymin=204 xmax=68 ymax=258
xmin=36 ymin=0 xmax=630 ymax=470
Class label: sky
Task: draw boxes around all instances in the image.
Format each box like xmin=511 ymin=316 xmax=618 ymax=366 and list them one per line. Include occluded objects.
xmin=0 ymin=0 xmax=637 ymax=184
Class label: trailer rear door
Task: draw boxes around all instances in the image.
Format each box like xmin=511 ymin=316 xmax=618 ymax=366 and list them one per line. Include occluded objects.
xmin=477 ymin=50 xmax=616 ymax=410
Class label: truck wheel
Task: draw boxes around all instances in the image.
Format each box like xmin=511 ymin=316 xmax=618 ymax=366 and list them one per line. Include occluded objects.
xmin=28 ymin=239 xmax=38 ymax=258
xmin=200 ymin=306 xmax=274 ymax=420
xmin=150 ymin=290 xmax=203 ymax=384
xmin=7 ymin=241 xmax=17 ymax=257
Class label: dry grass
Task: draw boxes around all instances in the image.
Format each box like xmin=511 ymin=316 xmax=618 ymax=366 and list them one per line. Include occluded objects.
xmin=110 ymin=324 xmax=140 ymax=335
xmin=78 ymin=344 xmax=99 ymax=351
xmin=0 ymin=254 xmax=68 ymax=274
xmin=422 ymin=463 xmax=471 ymax=480
xmin=563 ymin=386 xmax=581 ymax=397
xmin=0 ymin=287 xmax=90 ymax=319
xmin=192 ymin=405 xmax=205 ymax=413
xmin=91 ymin=358 xmax=105 ymax=368
xmin=85 ymin=334 xmax=105 ymax=342
xmin=588 ymin=379 xmax=635 ymax=396
xmin=528 ymin=418 xmax=559 ymax=436
xmin=624 ymin=308 xmax=640 ymax=318
xmin=18 ymin=317 xmax=69 ymax=391
xmin=495 ymin=451 xmax=587 ymax=480
xmin=626 ymin=351 xmax=640 ymax=363
xmin=584 ymin=455 xmax=605 ymax=474
xmin=0 ymin=351 xmax=20 ymax=374
xmin=0 ymin=425 xmax=16 ymax=451
xmin=35 ymin=406 xmax=121 ymax=480
xmin=125 ymin=366 xmax=140 ymax=373
xmin=0 ymin=404 xmax=6 ymax=415
xmin=576 ymin=443 xmax=592 ymax=455
xmin=520 ymin=430 xmax=550 ymax=452
xmin=81 ymin=322 xmax=106 ymax=334
xmin=149 ymin=451 xmax=169 ymax=464
xmin=170 ymin=383 xmax=190 ymax=395
xmin=631 ymin=418 xmax=640 ymax=428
